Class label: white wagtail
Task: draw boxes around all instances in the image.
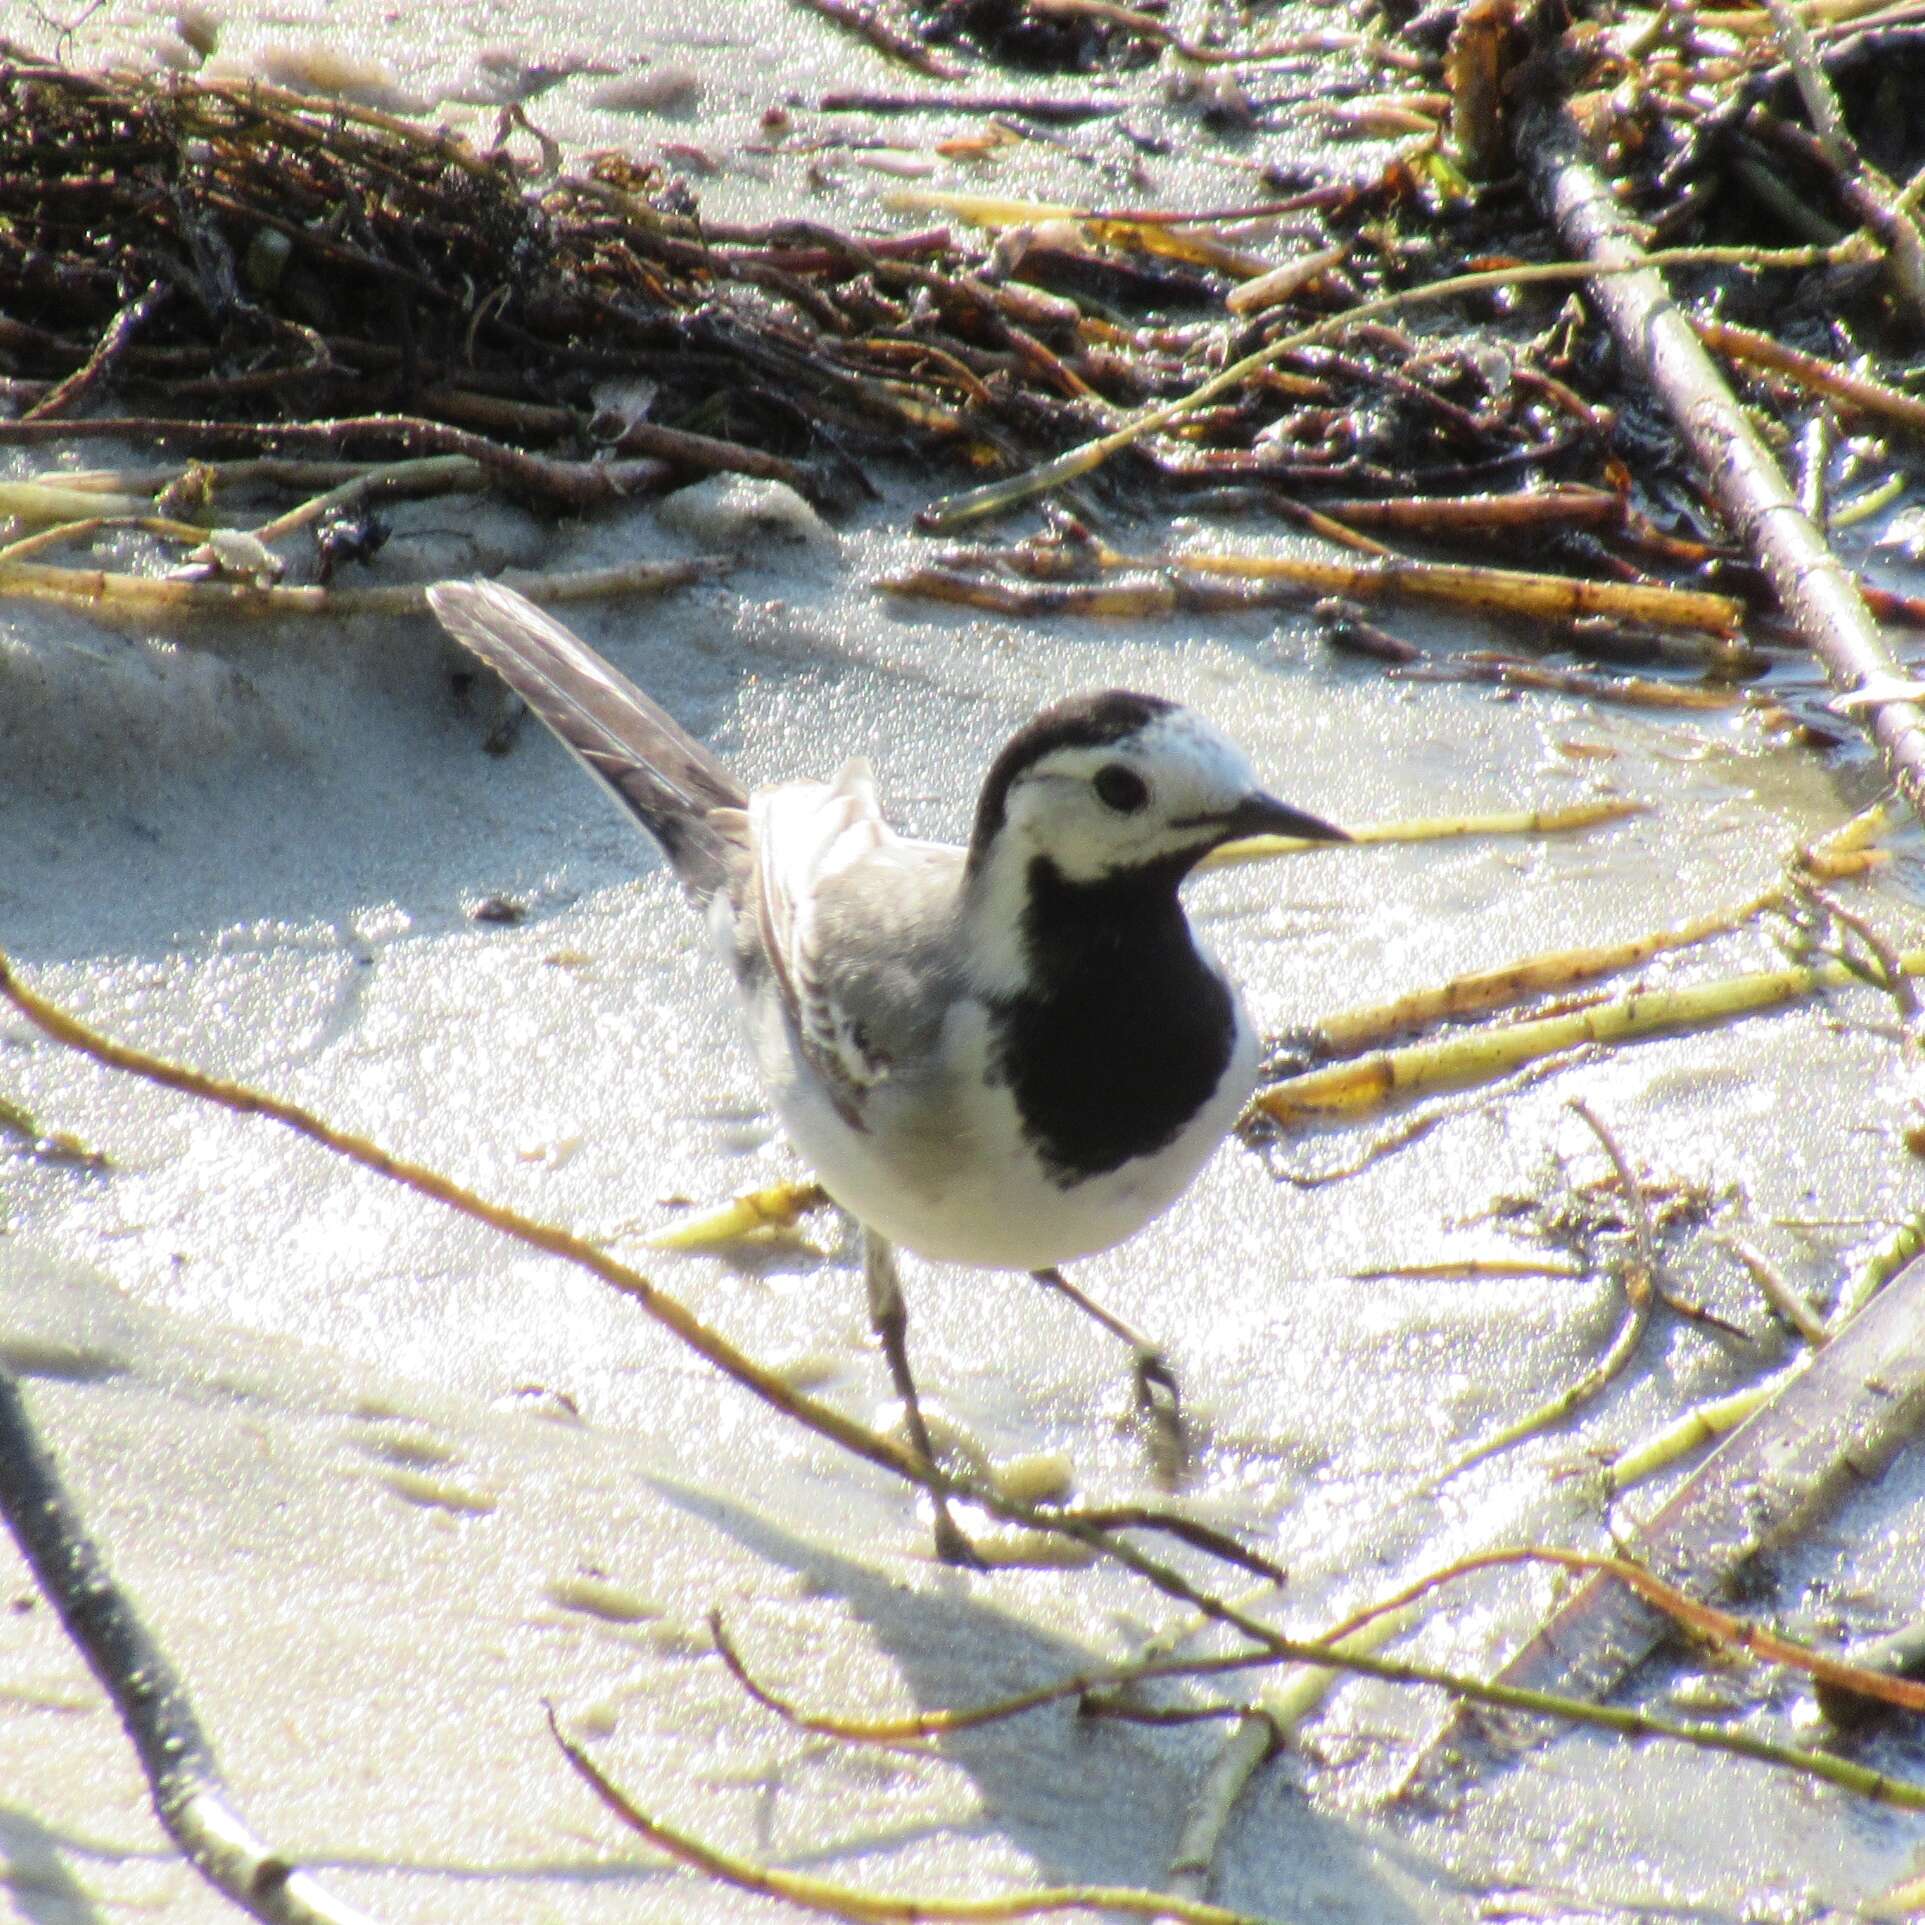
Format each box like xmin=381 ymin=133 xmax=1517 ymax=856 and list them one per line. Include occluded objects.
xmin=428 ymin=579 xmax=1347 ymax=1561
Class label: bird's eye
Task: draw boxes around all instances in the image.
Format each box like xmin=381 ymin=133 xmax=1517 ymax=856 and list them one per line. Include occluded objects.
xmin=1093 ymin=763 xmax=1149 ymax=813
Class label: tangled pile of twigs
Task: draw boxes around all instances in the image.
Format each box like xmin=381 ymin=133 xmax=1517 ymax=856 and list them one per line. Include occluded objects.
xmin=2 ymin=13 xmax=1924 ymax=736
xmin=1 ymin=14 xmax=1915 ymax=543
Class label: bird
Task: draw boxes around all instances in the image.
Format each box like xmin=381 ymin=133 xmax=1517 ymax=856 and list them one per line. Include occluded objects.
xmin=427 ymin=579 xmax=1348 ymax=1561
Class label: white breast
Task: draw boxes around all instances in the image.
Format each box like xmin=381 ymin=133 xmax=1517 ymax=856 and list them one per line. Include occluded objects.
xmin=742 ymin=976 xmax=1260 ymax=1273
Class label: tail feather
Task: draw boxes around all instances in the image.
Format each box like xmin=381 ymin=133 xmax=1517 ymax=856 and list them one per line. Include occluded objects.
xmin=427 ymin=580 xmax=748 ymax=901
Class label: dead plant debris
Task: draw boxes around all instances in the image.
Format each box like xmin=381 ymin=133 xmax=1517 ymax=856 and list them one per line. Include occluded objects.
xmin=4 ymin=14 xmax=1924 ymax=684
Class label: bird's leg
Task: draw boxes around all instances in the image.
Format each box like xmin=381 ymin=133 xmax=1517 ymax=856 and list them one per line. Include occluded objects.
xmin=1030 ymin=1266 xmax=1186 ymax=1471
xmin=864 ymin=1229 xmax=981 ymax=1567
xmin=1029 ymin=1265 xmax=1179 ymax=1411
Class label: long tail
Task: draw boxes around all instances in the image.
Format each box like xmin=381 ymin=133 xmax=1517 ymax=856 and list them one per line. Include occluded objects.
xmin=427 ymin=580 xmax=748 ymax=901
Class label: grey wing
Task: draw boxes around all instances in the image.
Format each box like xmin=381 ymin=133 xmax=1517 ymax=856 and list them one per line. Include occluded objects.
xmin=427 ymin=579 xmax=749 ymax=904
xmin=783 ymin=838 xmax=968 ymax=1120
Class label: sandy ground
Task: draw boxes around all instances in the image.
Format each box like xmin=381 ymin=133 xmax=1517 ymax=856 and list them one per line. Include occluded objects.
xmin=6 ymin=4 xmax=1925 ymax=1922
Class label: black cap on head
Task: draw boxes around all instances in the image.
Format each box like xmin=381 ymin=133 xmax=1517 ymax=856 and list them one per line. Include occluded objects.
xmin=969 ymin=691 xmax=1175 ymax=860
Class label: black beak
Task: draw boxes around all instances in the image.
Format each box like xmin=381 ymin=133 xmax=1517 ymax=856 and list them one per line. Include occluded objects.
xmin=1194 ymin=790 xmax=1350 ymax=846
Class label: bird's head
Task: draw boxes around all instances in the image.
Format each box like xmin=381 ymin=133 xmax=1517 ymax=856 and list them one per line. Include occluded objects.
xmin=967 ymin=690 xmax=1346 ymax=889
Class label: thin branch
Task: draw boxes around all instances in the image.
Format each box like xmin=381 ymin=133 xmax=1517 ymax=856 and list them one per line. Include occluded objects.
xmin=20 ymin=279 xmax=172 ymax=422
xmin=790 ymin=0 xmax=965 ymax=78
xmin=1723 ymin=1234 xmax=1830 ymax=1344
xmin=546 ymin=1705 xmax=1269 ymax=1925
xmin=0 ymin=1363 xmax=386 ymax=1925
xmin=1698 ymin=320 xmax=1925 ymax=439
xmin=1164 ymin=1714 xmax=1279 ymax=1907
xmin=1518 ymin=95 xmax=1925 ymax=823
xmin=0 ymin=556 xmax=724 ymax=618
xmin=1325 ymin=1544 xmax=1925 ymax=1714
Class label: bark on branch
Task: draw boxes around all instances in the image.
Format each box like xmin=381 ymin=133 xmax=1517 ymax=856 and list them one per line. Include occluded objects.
xmin=1518 ymin=95 xmax=1925 ymax=823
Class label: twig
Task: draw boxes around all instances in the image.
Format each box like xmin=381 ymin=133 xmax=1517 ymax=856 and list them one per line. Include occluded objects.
xmin=1763 ymin=0 xmax=1858 ymax=162
xmin=1257 ymin=949 xmax=1925 ymax=1127
xmin=709 ymin=1609 xmax=1277 ymax=1742
xmin=791 ymin=0 xmax=965 ymax=78
xmin=1328 ymin=1544 xmax=1925 ymax=1713
xmin=1163 ymin=1715 xmax=1280 ymax=1909
xmin=0 ymin=477 xmax=156 ymax=522
xmin=818 ymin=89 xmax=1121 ymax=121
xmin=1794 ymin=877 xmax=1923 ymax=1025
xmin=1308 ymin=484 xmax=1621 ymax=538
xmin=1518 ymin=94 xmax=1925 ymax=824
xmin=1113 ymin=546 xmax=1739 ymax=633
xmin=1571 ymin=1098 xmax=1662 ymax=1284
xmin=1426 ymin=1100 xmax=1657 ymax=1483
xmin=20 ymin=279 xmax=172 ymax=422
xmin=1697 ymin=319 xmax=1925 ymax=438
xmin=546 ymin=1705 xmax=1270 ymax=1924
xmin=1406 ymin=1246 xmax=1925 ymax=1786
xmin=1050 ymin=1507 xmax=1282 ymax=1581
xmin=1723 ymin=1234 xmax=1830 ymax=1344
xmin=882 ymin=552 xmax=1742 ymax=635
xmin=1393 ymin=654 xmax=1744 ymax=710
xmin=246 ymin=454 xmax=489 ymax=545
xmin=1793 ymin=875 xmax=1925 ymax=1141
xmin=0 ymin=513 xmax=209 ymax=566
xmin=1607 ymin=1357 xmax=1810 ymax=1488
xmin=0 ymin=1363 xmax=385 ymax=1925
xmin=1207 ymin=798 xmax=1643 ymax=873
xmin=0 ymin=556 xmax=724 ymax=617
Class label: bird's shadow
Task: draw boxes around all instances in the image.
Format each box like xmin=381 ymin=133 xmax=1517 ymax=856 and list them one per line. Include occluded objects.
xmin=636 ymin=1470 xmax=1439 ymax=1924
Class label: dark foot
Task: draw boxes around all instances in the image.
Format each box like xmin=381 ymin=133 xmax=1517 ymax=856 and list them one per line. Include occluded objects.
xmin=1132 ymin=1346 xmax=1190 ymax=1488
xmin=931 ymin=1509 xmax=988 ymax=1569
xmin=1132 ymin=1346 xmax=1181 ymax=1419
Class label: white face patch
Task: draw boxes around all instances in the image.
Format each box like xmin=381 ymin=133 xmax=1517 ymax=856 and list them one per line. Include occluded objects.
xmin=997 ymin=707 xmax=1264 ymax=885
